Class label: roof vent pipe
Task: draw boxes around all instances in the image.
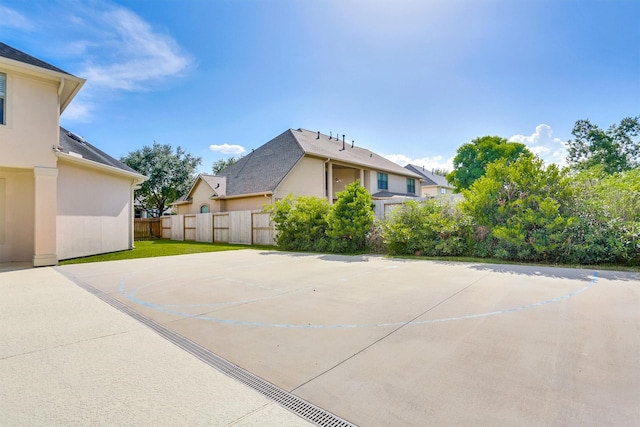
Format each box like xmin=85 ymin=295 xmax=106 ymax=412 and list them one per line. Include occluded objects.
xmin=317 ymin=131 xmax=320 ymax=139
xmin=329 ymin=131 xmax=332 ymax=140
xmin=351 ymin=140 xmax=354 ymax=148
xmin=342 ymin=134 xmax=345 ymax=151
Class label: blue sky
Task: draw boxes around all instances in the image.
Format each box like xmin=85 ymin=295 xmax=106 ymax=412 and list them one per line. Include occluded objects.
xmin=1 ymin=0 xmax=639 ymax=173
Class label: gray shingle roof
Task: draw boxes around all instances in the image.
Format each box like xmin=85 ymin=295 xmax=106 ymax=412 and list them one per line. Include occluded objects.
xmin=217 ymin=129 xmax=305 ymax=196
xmin=217 ymin=128 xmax=421 ymax=197
xmin=58 ymin=127 xmax=139 ymax=174
xmin=0 ymin=42 xmax=72 ymax=75
xmin=293 ymin=129 xmax=421 ymax=178
xmin=371 ymin=190 xmax=417 ymax=198
xmin=405 ymin=164 xmax=453 ymax=188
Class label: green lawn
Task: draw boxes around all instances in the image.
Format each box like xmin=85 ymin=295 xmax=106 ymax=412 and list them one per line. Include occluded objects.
xmin=59 ymin=240 xmax=276 ymax=265
xmin=59 ymin=239 xmax=640 ymax=272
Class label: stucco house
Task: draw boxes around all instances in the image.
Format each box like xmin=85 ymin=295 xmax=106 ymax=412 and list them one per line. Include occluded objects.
xmin=404 ymin=164 xmax=455 ymax=197
xmin=174 ymin=128 xmax=423 ymax=214
xmin=0 ymin=42 xmax=146 ymax=266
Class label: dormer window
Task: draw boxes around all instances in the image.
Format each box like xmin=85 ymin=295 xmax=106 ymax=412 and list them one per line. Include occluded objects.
xmin=0 ymin=73 xmax=6 ymax=125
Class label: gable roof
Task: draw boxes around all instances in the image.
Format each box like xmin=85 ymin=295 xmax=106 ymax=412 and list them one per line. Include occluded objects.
xmin=217 ymin=128 xmax=421 ymax=197
xmin=405 ymin=164 xmax=453 ymax=188
xmin=57 ymin=127 xmax=145 ymax=180
xmin=217 ymin=130 xmax=306 ymax=196
xmin=0 ymin=42 xmax=84 ymax=113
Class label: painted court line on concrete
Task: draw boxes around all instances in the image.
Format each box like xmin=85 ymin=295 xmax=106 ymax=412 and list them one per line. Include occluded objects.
xmin=117 ymin=271 xmax=599 ymax=329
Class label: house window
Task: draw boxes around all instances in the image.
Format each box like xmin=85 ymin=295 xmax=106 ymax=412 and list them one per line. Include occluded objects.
xmin=0 ymin=73 xmax=5 ymax=125
xmin=440 ymin=188 xmax=447 ymax=194
xmin=407 ymin=178 xmax=415 ymax=194
xmin=200 ymin=204 xmax=210 ymax=213
xmin=377 ymin=172 xmax=388 ymax=190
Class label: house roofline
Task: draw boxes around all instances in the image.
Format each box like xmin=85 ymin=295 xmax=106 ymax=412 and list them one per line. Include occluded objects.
xmin=215 ymin=191 xmax=273 ymax=200
xmin=0 ymin=56 xmax=85 ymax=113
xmin=56 ymin=151 xmax=147 ymax=183
xmin=304 ymin=152 xmax=422 ymax=179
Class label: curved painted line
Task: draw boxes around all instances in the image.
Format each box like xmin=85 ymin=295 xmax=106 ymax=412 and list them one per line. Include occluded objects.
xmin=118 ymin=272 xmax=598 ymax=329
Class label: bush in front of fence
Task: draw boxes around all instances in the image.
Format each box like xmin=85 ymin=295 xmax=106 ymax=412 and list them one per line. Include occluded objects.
xmin=266 ymin=181 xmax=375 ymax=254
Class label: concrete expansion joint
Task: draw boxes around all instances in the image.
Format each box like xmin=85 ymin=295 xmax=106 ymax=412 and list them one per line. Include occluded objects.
xmin=0 ymin=331 xmax=129 ymax=362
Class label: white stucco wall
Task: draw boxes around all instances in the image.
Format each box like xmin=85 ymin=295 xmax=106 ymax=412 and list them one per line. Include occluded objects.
xmin=0 ymin=71 xmax=59 ymax=168
xmin=56 ymin=161 xmax=134 ymax=260
xmin=0 ymin=168 xmax=35 ymax=262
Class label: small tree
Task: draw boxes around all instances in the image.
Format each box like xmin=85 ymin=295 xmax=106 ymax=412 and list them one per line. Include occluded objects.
xmin=325 ymin=180 xmax=375 ymax=253
xmin=212 ymin=156 xmax=239 ymax=175
xmin=121 ymin=143 xmax=201 ymax=217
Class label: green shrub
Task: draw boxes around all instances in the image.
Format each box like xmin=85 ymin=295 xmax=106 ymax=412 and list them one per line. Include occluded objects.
xmin=266 ymin=194 xmax=330 ymax=251
xmin=382 ymin=199 xmax=472 ymax=256
xmin=326 ymin=180 xmax=376 ymax=253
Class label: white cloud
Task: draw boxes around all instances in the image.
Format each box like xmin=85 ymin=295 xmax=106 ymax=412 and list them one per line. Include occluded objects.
xmin=0 ymin=6 xmax=32 ymax=30
xmin=509 ymin=124 xmax=567 ymax=166
xmin=385 ymin=153 xmax=454 ymax=173
xmin=209 ymin=144 xmax=246 ymax=155
xmin=79 ymin=7 xmax=192 ymax=91
xmin=61 ymin=101 xmax=92 ymax=122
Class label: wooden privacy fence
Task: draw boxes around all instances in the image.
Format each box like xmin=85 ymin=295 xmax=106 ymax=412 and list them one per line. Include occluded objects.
xmin=161 ymin=211 xmax=275 ymax=245
xmin=134 ymin=218 xmax=162 ymax=240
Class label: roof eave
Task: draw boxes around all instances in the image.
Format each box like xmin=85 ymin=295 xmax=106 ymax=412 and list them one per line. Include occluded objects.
xmin=216 ymin=191 xmax=273 ymax=200
xmin=56 ymin=151 xmax=147 ymax=183
xmin=0 ymin=56 xmax=85 ymax=113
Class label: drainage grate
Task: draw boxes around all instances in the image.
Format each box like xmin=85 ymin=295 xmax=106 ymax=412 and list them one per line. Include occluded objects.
xmin=58 ymin=269 xmax=356 ymax=427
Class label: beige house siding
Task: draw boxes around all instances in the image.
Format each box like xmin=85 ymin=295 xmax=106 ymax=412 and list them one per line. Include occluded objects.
xmin=224 ymin=195 xmax=271 ymax=212
xmin=421 ymin=186 xmax=451 ymax=197
xmin=0 ymin=168 xmax=34 ymax=262
xmin=276 ymin=156 xmax=325 ymax=199
xmin=186 ymin=179 xmax=217 ymax=214
xmin=56 ymin=161 xmax=135 ymax=260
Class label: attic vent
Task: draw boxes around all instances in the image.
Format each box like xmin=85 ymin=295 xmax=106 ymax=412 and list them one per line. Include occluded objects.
xmin=66 ymin=131 xmax=86 ymax=144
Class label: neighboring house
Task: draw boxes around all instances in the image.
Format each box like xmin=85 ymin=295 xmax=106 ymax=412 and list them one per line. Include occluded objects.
xmin=0 ymin=42 xmax=146 ymax=266
xmin=404 ymin=164 xmax=455 ymax=197
xmin=174 ymin=128 xmax=423 ymax=214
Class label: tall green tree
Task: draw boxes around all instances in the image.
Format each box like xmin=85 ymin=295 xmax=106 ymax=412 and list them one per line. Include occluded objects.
xmin=566 ymin=116 xmax=640 ymax=174
xmin=121 ymin=143 xmax=201 ymax=217
xmin=326 ymin=180 xmax=376 ymax=253
xmin=212 ymin=156 xmax=239 ymax=175
xmin=446 ymin=136 xmax=532 ymax=192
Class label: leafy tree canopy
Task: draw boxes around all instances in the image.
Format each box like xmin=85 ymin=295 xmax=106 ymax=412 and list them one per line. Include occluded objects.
xmin=446 ymin=135 xmax=532 ymax=192
xmin=212 ymin=156 xmax=239 ymax=175
xmin=122 ymin=143 xmax=201 ymax=217
xmin=566 ymin=116 xmax=640 ymax=174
